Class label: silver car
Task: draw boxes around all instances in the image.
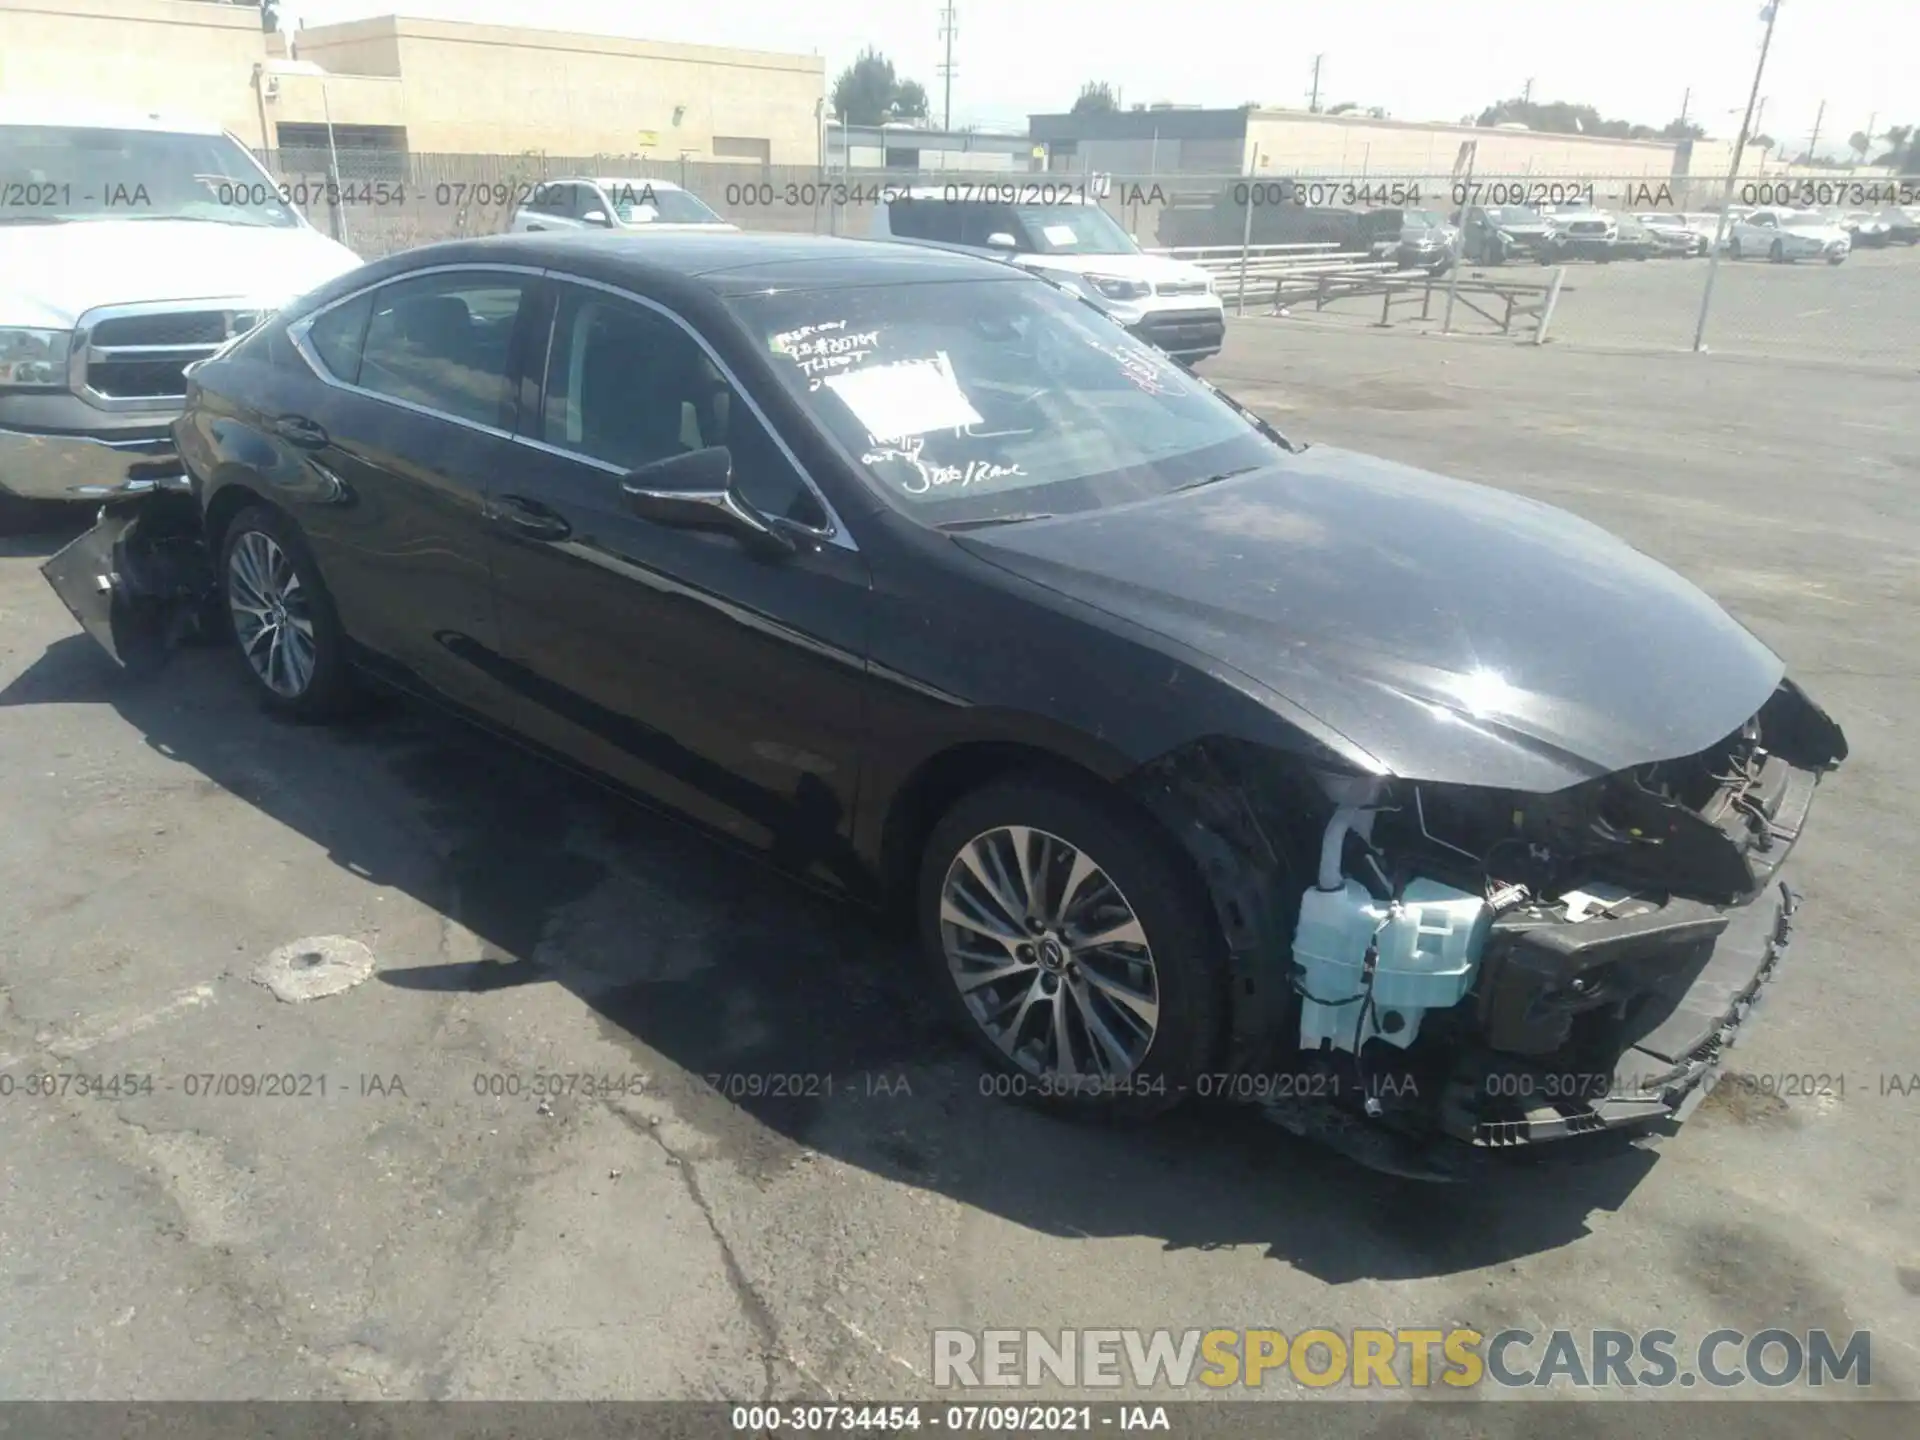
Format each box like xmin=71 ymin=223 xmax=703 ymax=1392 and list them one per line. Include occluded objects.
xmin=508 ymin=176 xmax=737 ymax=234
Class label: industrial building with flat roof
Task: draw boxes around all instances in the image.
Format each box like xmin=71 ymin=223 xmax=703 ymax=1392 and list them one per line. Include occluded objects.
xmin=0 ymin=0 xmax=826 ymax=163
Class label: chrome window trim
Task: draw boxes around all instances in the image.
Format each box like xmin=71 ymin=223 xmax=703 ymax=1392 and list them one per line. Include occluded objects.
xmin=280 ymin=261 xmax=855 ymax=551
xmin=284 ymin=263 xmax=550 ymax=439
xmin=528 ymin=271 xmax=855 ymax=552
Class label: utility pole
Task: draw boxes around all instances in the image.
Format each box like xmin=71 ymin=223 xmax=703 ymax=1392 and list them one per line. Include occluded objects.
xmin=1695 ymin=0 xmax=1782 ymax=352
xmin=1678 ymin=87 xmax=1690 ymax=127
xmin=1308 ymin=55 xmax=1323 ymax=113
xmin=1521 ymin=77 xmax=1533 ymax=104
xmin=1863 ymin=110 xmax=1877 ymax=162
xmin=1806 ymin=98 xmax=1825 ymax=163
xmin=937 ymin=3 xmax=957 ymax=131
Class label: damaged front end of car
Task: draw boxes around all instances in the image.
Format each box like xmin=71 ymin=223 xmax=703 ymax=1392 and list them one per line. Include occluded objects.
xmin=1131 ymin=679 xmax=1848 ymax=1179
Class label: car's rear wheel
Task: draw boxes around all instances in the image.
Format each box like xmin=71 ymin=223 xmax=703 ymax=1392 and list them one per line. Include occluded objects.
xmin=918 ymin=776 xmax=1224 ymax=1119
xmin=1730 ymin=237 xmax=1743 ymax=259
xmin=220 ymin=505 xmax=357 ymax=717
xmin=1770 ymin=239 xmax=1787 ymax=263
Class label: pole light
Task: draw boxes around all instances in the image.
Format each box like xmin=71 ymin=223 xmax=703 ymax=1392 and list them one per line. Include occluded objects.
xmin=1693 ymin=1 xmax=1782 ymax=352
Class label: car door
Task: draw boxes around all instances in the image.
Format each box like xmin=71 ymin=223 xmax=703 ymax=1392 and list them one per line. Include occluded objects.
xmin=485 ymin=276 xmax=874 ymax=889
xmin=571 ymin=183 xmax=615 ymax=230
xmin=282 ymin=264 xmax=538 ymax=721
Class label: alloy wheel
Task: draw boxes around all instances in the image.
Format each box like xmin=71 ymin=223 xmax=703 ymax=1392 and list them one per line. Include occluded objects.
xmin=227 ymin=529 xmax=317 ymax=698
xmin=939 ymin=825 xmax=1160 ymax=1081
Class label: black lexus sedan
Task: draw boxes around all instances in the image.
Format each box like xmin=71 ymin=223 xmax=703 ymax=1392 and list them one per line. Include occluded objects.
xmin=31 ymin=231 xmax=1846 ymax=1175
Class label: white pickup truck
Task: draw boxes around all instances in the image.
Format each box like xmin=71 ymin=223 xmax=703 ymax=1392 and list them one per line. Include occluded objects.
xmin=0 ymin=101 xmax=361 ymax=526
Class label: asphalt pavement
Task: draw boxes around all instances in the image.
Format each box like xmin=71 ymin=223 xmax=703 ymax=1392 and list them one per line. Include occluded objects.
xmin=0 ymin=319 xmax=1915 ymax=1426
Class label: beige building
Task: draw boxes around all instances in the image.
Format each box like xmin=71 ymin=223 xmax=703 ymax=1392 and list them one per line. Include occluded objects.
xmin=0 ymin=0 xmax=825 ymax=162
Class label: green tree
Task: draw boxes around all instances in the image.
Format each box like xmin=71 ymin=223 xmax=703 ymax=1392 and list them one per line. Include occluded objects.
xmin=894 ymin=79 xmax=930 ymax=121
xmin=1327 ymin=101 xmax=1359 ymax=115
xmin=261 ymin=0 xmax=278 ymax=29
xmin=1475 ymin=97 xmax=1683 ymax=142
xmin=1072 ymin=82 xmax=1118 ymax=115
xmin=1660 ymin=117 xmax=1705 ymax=141
xmin=1872 ymin=124 xmax=1914 ymax=167
xmin=830 ymin=49 xmax=931 ymax=126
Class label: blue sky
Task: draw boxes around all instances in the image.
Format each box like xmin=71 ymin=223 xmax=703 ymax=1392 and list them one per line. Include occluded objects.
xmin=283 ymin=1 xmax=1915 ymax=159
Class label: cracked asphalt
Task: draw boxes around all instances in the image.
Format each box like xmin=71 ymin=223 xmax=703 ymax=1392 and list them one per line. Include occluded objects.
xmin=0 ymin=320 xmax=1915 ymax=1427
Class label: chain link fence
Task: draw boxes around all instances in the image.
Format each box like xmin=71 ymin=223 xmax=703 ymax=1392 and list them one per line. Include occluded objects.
xmin=257 ymin=150 xmax=1920 ymax=367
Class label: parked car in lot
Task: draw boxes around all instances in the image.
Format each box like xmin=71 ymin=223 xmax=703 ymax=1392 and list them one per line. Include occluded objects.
xmin=871 ymin=188 xmax=1224 ymax=363
xmin=1356 ymin=207 xmax=1458 ymax=274
xmin=17 ymin=231 xmax=1848 ymax=1176
xmin=1875 ymin=206 xmax=1920 ymax=245
xmin=1635 ymin=212 xmax=1709 ymax=257
xmin=508 ymin=176 xmax=736 ymax=234
xmin=1729 ymin=208 xmax=1851 ymax=264
xmin=1835 ymin=211 xmax=1893 ymax=248
xmin=0 ymin=100 xmax=361 ymax=529
xmin=1600 ymin=212 xmax=1657 ymax=260
xmin=1453 ymin=204 xmax=1557 ymax=264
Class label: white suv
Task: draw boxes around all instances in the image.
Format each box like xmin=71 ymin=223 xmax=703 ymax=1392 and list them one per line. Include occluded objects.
xmin=508 ymin=177 xmax=737 ymax=234
xmin=1729 ymin=208 xmax=1851 ymax=264
xmin=869 ymin=187 xmax=1225 ymax=363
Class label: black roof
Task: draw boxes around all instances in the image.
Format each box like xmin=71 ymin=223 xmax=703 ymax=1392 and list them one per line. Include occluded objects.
xmin=374 ymin=230 xmax=1026 ymax=296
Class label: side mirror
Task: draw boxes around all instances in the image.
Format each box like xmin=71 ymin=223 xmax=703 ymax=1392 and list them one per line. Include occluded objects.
xmin=582 ymin=209 xmax=612 ymax=227
xmin=621 ymin=446 xmax=796 ymax=557
xmin=985 ymin=231 xmax=1018 ymax=250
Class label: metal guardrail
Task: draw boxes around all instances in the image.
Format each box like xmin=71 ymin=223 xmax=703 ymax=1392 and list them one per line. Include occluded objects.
xmin=1148 ymin=243 xmax=1408 ymax=313
xmin=1152 ymin=242 xmax=1574 ymax=342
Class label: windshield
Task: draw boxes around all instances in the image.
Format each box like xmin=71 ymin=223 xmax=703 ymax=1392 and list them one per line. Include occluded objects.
xmin=1483 ymin=206 xmax=1543 ymax=226
xmin=0 ymin=125 xmax=300 ymax=228
xmin=1641 ymin=214 xmax=1683 ymax=227
xmin=602 ymin=182 xmax=724 ymax=225
xmin=1780 ymin=210 xmax=1830 ymax=229
xmin=1404 ymin=209 xmax=1446 ymax=228
xmin=1011 ymin=204 xmax=1137 ymax=256
xmin=729 ymin=278 xmax=1284 ymax=527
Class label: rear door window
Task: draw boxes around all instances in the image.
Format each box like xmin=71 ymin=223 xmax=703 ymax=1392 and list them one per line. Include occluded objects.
xmin=357 ymin=271 xmax=529 ymax=429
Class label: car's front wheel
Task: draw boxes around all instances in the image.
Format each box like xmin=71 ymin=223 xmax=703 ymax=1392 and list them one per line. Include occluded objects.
xmin=918 ymin=776 xmax=1224 ymax=1118
xmin=220 ymin=504 xmax=358 ymax=717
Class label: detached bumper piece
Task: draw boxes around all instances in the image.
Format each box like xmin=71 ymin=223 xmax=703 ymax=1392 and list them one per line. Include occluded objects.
xmin=0 ymin=426 xmax=187 ymax=503
xmin=40 ymin=497 xmax=217 ymax=674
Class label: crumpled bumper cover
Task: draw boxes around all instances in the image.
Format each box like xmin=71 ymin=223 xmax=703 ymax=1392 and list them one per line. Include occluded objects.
xmin=1448 ymin=874 xmax=1803 ymax=1147
xmin=0 ymin=426 xmax=187 ymax=503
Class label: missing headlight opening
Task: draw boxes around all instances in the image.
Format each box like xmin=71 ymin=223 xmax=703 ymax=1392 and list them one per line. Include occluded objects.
xmin=1144 ymin=678 xmax=1847 ymax=1174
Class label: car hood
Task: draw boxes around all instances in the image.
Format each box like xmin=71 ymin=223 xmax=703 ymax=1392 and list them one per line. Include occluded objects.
xmin=956 ymin=451 xmax=1785 ymax=792
xmin=0 ymin=220 xmax=361 ymax=327
xmin=1016 ymin=251 xmax=1213 ymax=288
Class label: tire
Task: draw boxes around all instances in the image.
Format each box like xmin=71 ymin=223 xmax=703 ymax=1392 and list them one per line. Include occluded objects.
xmin=218 ymin=504 xmax=358 ymax=718
xmin=917 ymin=774 xmax=1224 ymax=1119
xmin=1826 ymin=255 xmax=1846 ymax=266
xmin=1730 ymin=237 xmax=1743 ymax=260
xmin=1770 ymin=239 xmax=1786 ymax=263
